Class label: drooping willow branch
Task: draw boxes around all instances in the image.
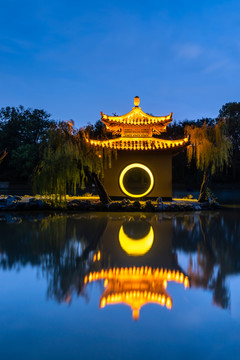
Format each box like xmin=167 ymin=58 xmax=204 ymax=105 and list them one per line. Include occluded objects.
xmin=33 ymin=122 xmax=115 ymax=204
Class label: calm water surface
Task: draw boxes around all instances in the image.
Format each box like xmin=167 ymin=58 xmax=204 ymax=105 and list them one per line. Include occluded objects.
xmin=0 ymin=210 xmax=240 ymax=360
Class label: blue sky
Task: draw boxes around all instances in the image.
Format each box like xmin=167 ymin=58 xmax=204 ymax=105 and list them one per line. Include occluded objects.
xmin=0 ymin=0 xmax=239 ymax=126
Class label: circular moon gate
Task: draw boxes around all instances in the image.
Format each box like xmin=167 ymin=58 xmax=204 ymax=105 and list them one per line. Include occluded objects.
xmin=119 ymin=163 xmax=154 ymax=198
xmin=119 ymin=225 xmax=154 ymax=256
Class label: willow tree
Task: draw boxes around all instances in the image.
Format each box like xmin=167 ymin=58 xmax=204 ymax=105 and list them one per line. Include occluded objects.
xmin=34 ymin=121 xmax=113 ymax=204
xmin=185 ymin=120 xmax=232 ymax=202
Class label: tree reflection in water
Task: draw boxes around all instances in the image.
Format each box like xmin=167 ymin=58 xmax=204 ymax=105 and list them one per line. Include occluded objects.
xmin=0 ymin=213 xmax=108 ymax=303
xmin=0 ymin=210 xmax=239 ymax=312
xmin=172 ymin=211 xmax=240 ymax=309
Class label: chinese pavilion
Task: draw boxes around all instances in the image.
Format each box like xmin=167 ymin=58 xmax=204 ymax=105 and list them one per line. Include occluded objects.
xmin=88 ymin=96 xmax=189 ymax=199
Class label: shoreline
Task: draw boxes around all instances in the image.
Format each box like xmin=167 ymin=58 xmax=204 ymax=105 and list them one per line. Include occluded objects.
xmin=0 ymin=195 xmax=221 ymax=212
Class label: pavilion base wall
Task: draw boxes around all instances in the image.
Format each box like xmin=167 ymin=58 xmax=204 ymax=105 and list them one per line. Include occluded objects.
xmin=102 ymin=150 xmax=172 ymax=199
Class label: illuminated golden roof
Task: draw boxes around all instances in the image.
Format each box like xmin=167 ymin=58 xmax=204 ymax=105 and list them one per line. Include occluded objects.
xmin=99 ymin=278 xmax=171 ymax=321
xmin=84 ymin=266 xmax=189 ymax=320
xmin=102 ymin=109 xmax=172 ymax=126
xmin=101 ymin=97 xmax=172 ymax=130
xmin=86 ymin=137 xmax=189 ymax=150
xmin=100 ymin=97 xmax=174 ymax=137
xmin=88 ymin=97 xmax=189 ymax=150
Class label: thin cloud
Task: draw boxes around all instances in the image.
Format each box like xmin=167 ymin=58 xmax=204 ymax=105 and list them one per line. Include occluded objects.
xmin=201 ymin=47 xmax=240 ymax=73
xmin=203 ymin=60 xmax=229 ymax=73
xmin=203 ymin=59 xmax=238 ymax=73
xmin=175 ymin=43 xmax=203 ymax=60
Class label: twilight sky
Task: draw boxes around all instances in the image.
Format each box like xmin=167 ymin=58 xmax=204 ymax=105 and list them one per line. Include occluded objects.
xmin=0 ymin=0 xmax=239 ymax=126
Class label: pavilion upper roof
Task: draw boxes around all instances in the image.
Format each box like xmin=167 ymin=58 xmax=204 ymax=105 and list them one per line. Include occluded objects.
xmin=101 ymin=97 xmax=173 ymax=131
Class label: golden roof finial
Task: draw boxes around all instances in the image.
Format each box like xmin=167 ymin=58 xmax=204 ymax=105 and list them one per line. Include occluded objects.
xmin=132 ymin=308 xmax=140 ymax=321
xmin=134 ymin=96 xmax=140 ymax=107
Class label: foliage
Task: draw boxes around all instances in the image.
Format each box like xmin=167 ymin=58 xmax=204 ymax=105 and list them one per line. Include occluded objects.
xmin=0 ymin=105 xmax=52 ymax=147
xmin=185 ymin=120 xmax=232 ymax=175
xmin=0 ymin=106 xmax=53 ymax=181
xmin=0 ymin=101 xmax=240 ymax=190
xmin=219 ymin=102 xmax=240 ymax=181
xmin=85 ymin=119 xmax=111 ymax=140
xmin=185 ymin=120 xmax=232 ymax=201
xmin=219 ymin=102 xmax=240 ymax=153
xmin=161 ymin=118 xmax=215 ymax=140
xmin=11 ymin=144 xmax=38 ymax=178
xmin=33 ymin=121 xmax=114 ymax=203
xmin=219 ymin=101 xmax=240 ymax=118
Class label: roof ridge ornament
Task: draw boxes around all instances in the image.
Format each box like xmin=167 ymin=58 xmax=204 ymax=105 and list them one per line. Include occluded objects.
xmin=134 ymin=96 xmax=140 ymax=107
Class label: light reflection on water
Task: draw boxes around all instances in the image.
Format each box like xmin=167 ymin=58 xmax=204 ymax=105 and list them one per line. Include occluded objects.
xmin=0 ymin=211 xmax=240 ymax=359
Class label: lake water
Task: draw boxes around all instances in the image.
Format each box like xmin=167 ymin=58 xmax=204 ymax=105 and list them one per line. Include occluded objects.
xmin=0 ymin=210 xmax=240 ymax=360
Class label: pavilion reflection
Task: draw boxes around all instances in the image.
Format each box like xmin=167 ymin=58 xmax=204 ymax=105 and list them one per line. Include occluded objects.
xmin=0 ymin=211 xmax=239 ymax=313
xmin=83 ymin=215 xmax=189 ymax=320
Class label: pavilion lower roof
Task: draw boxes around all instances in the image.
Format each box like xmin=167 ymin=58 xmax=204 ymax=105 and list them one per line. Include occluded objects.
xmin=86 ymin=136 xmax=189 ymax=151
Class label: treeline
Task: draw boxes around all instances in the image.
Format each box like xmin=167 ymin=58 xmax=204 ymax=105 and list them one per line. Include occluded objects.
xmin=0 ymin=106 xmax=53 ymax=182
xmin=163 ymin=102 xmax=240 ymax=188
xmin=0 ymin=102 xmax=240 ymax=192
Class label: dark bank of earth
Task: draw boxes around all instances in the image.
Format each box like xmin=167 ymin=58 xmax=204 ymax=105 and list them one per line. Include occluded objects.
xmin=0 ymin=195 xmax=221 ymax=212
